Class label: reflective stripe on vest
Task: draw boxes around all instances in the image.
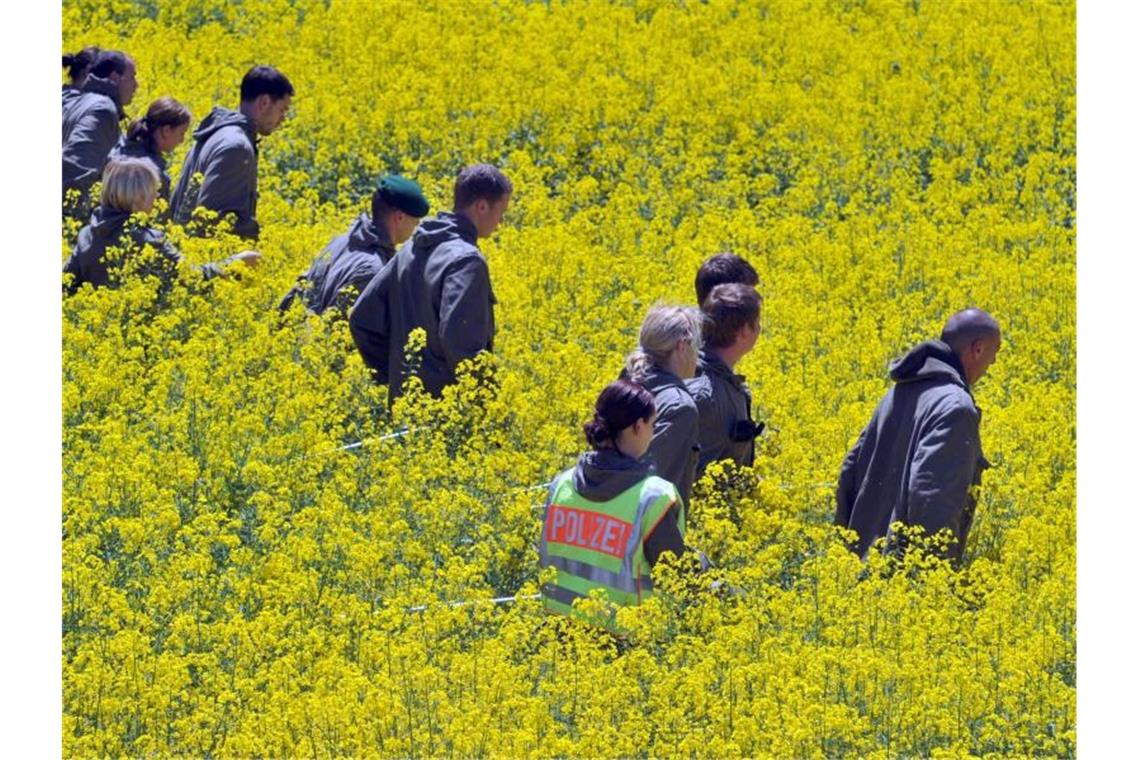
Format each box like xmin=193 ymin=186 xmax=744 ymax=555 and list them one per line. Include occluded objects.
xmin=538 ymin=467 xmax=679 ymax=629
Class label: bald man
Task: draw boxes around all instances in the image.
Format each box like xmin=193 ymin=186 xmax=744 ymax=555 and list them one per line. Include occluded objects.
xmin=835 ymin=309 xmax=1001 ymax=564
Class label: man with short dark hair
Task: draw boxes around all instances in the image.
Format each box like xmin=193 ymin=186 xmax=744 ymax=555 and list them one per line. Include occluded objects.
xmin=350 ymin=163 xmax=512 ymax=400
xmin=279 ymin=176 xmax=429 ymax=315
xmin=171 ymin=65 xmax=294 ymax=240
xmin=835 ymin=308 xmax=1002 ymax=564
xmin=686 ymin=283 xmax=763 ymax=475
xmin=695 ymin=252 xmax=759 ymax=305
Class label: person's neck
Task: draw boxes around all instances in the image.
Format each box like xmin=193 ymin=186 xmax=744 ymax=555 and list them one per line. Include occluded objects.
xmin=238 ymin=102 xmax=257 ymax=123
xmin=710 ymin=344 xmax=743 ymax=370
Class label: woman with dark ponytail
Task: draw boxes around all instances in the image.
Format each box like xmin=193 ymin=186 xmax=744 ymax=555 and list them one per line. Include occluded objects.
xmin=538 ymin=379 xmax=691 ymax=633
xmin=108 ymin=97 xmax=192 ymax=205
xmin=62 ymin=46 xmax=100 ymax=110
xmin=62 ymin=49 xmax=139 ymax=219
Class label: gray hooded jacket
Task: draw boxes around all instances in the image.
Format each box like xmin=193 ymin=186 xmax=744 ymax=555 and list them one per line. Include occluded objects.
xmin=170 ymin=107 xmax=259 ymax=240
xmin=108 ymin=136 xmax=171 ymax=203
xmin=571 ymin=448 xmax=685 ymax=566
xmin=687 ymin=350 xmax=755 ymax=474
xmin=62 ymin=207 xmax=223 ymax=295
xmin=349 ymin=211 xmax=496 ymax=400
xmin=279 ymin=213 xmax=395 ymax=315
xmin=62 ymin=75 xmax=124 ymax=212
xmin=835 ymin=340 xmax=990 ymax=563
xmin=632 ymin=365 xmax=700 ymax=508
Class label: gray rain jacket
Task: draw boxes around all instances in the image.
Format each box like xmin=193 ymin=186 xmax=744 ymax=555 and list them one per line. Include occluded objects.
xmin=835 ymin=340 xmax=991 ymax=563
xmin=633 ymin=365 xmax=700 ymax=508
xmin=349 ymin=212 xmax=496 ymax=400
xmin=687 ymin=350 xmax=755 ymax=475
xmin=279 ymin=213 xmax=395 ymax=315
xmin=571 ymin=448 xmax=685 ymax=567
xmin=170 ymin=107 xmax=260 ymax=240
xmin=108 ymin=136 xmax=172 ymax=203
xmin=62 ymin=207 xmax=223 ymax=295
xmin=62 ymin=75 xmax=124 ymax=212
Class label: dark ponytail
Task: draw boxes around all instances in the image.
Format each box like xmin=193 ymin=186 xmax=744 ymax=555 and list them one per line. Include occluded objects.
xmin=62 ymin=46 xmax=100 ymax=85
xmin=126 ymin=97 xmax=192 ymax=150
xmin=583 ymin=379 xmax=656 ymax=449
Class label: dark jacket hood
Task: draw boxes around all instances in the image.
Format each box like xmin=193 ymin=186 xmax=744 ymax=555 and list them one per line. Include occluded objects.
xmin=79 ymin=74 xmax=124 ymax=117
xmin=192 ymin=106 xmax=256 ymax=144
xmin=115 ymin=137 xmax=167 ymax=166
xmin=411 ymin=211 xmax=478 ymax=255
xmin=348 ymin=213 xmax=393 ymax=255
xmin=572 ymin=448 xmax=654 ymax=502
xmin=85 ymin=207 xmax=132 ymax=240
xmin=889 ymin=340 xmax=968 ymax=388
xmin=635 ymin=364 xmax=692 ymax=398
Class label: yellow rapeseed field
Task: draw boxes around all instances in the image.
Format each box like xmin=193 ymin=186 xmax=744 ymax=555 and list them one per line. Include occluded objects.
xmin=62 ymin=0 xmax=1075 ymax=756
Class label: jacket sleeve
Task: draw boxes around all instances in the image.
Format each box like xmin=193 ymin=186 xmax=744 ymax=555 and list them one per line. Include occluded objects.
xmin=438 ymin=255 xmax=493 ymax=371
xmin=835 ymin=423 xmax=869 ymax=527
xmin=348 ymin=262 xmax=394 ymax=381
xmin=64 ymin=109 xmax=119 ymax=195
xmin=648 ymin=396 xmax=699 ymax=492
xmin=643 ymin=503 xmax=685 ymax=567
xmin=196 ymin=141 xmax=259 ymax=239
xmin=906 ymin=403 xmax=981 ymax=557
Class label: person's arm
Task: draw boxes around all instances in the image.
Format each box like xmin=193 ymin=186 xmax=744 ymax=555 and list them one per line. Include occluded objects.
xmin=643 ymin=503 xmax=686 ymax=567
xmin=438 ymin=256 xmax=493 ymax=371
xmin=348 ymin=262 xmax=395 ymax=381
xmin=196 ymin=142 xmax=259 ymax=239
xmin=835 ymin=423 xmax=869 ymax=527
xmin=907 ymin=403 xmax=981 ymax=558
xmin=63 ymin=109 xmax=119 ymax=196
xmin=647 ymin=396 xmax=699 ymax=491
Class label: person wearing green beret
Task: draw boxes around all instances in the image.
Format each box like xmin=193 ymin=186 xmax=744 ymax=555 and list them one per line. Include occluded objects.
xmin=279 ymin=175 xmax=429 ymax=315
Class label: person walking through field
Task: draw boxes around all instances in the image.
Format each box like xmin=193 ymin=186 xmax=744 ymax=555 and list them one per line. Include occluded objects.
xmin=687 ymin=283 xmax=763 ymax=476
xmin=835 ymin=309 xmax=1002 ymax=564
xmin=64 ymin=158 xmax=259 ymax=296
xmin=108 ymin=97 xmax=192 ymax=208
xmin=62 ymin=49 xmax=138 ymax=218
xmin=170 ymin=65 xmax=294 ymax=241
xmin=349 ymin=163 xmax=512 ymax=401
xmin=279 ymin=175 xmax=429 ymax=316
xmin=539 ymin=379 xmax=688 ymax=633
xmin=624 ymin=305 xmax=703 ymax=508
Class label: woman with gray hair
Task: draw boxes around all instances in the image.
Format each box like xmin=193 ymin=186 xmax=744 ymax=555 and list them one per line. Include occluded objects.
xmin=64 ymin=157 xmax=259 ymax=295
xmin=624 ymin=304 xmax=703 ymax=507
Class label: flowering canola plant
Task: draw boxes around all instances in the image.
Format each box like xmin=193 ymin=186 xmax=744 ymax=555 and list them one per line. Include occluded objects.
xmin=63 ymin=0 xmax=1074 ymax=756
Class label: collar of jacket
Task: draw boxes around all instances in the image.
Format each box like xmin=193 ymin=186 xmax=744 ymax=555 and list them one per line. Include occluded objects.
xmin=440 ymin=211 xmax=479 ymax=246
xmin=698 ymin=349 xmax=748 ymax=389
xmin=80 ymin=74 xmax=125 ymax=118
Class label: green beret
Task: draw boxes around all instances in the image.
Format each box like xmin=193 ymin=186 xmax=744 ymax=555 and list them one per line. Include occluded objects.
xmin=376 ymin=175 xmax=429 ymax=217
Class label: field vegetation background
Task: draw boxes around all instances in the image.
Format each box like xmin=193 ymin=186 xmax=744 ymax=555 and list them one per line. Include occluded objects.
xmin=62 ymin=0 xmax=1075 ymax=756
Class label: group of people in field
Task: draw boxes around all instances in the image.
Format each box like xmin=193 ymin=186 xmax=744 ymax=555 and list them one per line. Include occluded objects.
xmin=62 ymin=48 xmax=1002 ymax=632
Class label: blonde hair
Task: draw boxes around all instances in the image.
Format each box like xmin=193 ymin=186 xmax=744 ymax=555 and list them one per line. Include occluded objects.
xmin=625 ymin=304 xmax=703 ymax=381
xmin=101 ymin=157 xmax=159 ymax=212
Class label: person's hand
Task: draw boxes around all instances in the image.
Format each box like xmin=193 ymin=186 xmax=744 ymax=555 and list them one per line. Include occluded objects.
xmin=233 ymin=250 xmax=261 ymax=267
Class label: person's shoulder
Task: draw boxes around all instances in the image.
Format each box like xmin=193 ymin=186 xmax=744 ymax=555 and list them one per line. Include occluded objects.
xmin=657 ymin=384 xmax=699 ymax=418
xmin=642 ymin=475 xmax=681 ymax=502
xmin=685 ymin=373 xmax=714 ymax=403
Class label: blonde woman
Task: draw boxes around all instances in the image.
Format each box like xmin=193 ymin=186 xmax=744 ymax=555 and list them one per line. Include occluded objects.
xmin=64 ymin=158 xmax=259 ymax=295
xmin=624 ymin=304 xmax=703 ymax=507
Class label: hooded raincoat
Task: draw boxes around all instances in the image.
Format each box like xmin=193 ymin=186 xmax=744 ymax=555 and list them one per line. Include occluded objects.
xmin=62 ymin=75 xmax=124 ymax=214
xmin=687 ymin=349 xmax=755 ymax=474
xmin=349 ymin=211 xmax=496 ymax=400
xmin=279 ymin=213 xmax=396 ymax=315
xmin=63 ymin=207 xmax=224 ymax=295
xmin=835 ymin=340 xmax=991 ymax=563
xmin=632 ymin=365 xmax=700 ymax=508
xmin=108 ymin=136 xmax=172 ymax=203
xmin=170 ymin=107 xmax=260 ymax=240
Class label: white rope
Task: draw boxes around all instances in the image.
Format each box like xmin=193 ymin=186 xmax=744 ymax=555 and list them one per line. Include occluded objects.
xmin=405 ymin=593 xmax=541 ymax=614
xmin=308 ymin=426 xmax=422 ymax=458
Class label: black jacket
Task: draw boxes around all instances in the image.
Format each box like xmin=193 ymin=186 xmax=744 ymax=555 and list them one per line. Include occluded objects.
xmin=63 ymin=207 xmax=224 ymax=295
xmin=687 ymin=350 xmax=755 ymax=474
xmin=835 ymin=340 xmax=991 ymax=562
xmin=170 ymin=107 xmax=260 ymax=240
xmin=62 ymin=75 xmax=124 ymax=214
xmin=279 ymin=213 xmax=395 ymax=315
xmin=633 ymin=365 xmax=700 ymax=508
xmin=349 ymin=212 xmax=496 ymax=399
xmin=108 ymin=136 xmax=172 ymax=203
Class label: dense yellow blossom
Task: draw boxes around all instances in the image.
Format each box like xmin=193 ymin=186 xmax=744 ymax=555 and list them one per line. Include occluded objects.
xmin=63 ymin=0 xmax=1074 ymax=756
